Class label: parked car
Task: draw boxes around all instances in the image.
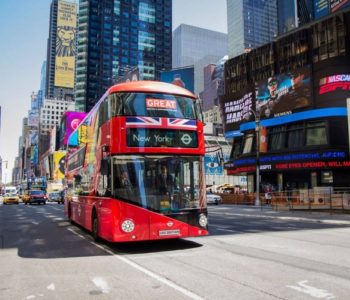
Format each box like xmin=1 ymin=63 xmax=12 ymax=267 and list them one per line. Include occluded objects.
xmin=206 ymin=192 xmax=222 ymax=205
xmin=48 ymin=191 xmax=64 ymax=204
xmin=3 ymin=193 xmax=20 ymax=205
xmin=23 ymin=190 xmax=47 ymax=205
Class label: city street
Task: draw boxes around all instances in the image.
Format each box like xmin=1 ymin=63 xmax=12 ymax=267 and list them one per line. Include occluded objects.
xmin=1 ymin=201 xmax=350 ymax=299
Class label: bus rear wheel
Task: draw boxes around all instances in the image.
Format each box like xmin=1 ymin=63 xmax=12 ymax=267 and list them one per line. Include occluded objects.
xmin=92 ymin=211 xmax=100 ymax=242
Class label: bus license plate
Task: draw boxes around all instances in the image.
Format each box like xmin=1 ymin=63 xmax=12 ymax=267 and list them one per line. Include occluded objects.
xmin=159 ymin=229 xmax=180 ymax=236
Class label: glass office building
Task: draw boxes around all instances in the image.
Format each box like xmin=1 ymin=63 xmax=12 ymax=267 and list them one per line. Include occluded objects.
xmin=227 ymin=0 xmax=278 ymax=58
xmin=75 ymin=0 xmax=172 ymax=112
xmin=277 ymin=0 xmax=314 ymax=35
xmin=172 ymin=24 xmax=227 ymax=94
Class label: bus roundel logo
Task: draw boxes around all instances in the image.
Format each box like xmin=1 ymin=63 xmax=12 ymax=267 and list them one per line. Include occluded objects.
xmin=181 ymin=134 xmax=192 ymax=145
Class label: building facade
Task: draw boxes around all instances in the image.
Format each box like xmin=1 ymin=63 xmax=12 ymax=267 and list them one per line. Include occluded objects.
xmin=172 ymin=24 xmax=227 ymax=94
xmin=39 ymin=98 xmax=75 ymax=135
xmin=227 ymin=0 xmax=278 ymax=58
xmin=46 ymin=0 xmax=77 ymax=101
xmin=221 ymin=9 xmax=350 ymax=191
xmin=200 ymin=56 xmax=228 ymax=111
xmin=75 ymin=0 xmax=172 ymax=112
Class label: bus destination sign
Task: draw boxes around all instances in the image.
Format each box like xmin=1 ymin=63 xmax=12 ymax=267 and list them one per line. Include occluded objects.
xmin=127 ymin=128 xmax=198 ymax=148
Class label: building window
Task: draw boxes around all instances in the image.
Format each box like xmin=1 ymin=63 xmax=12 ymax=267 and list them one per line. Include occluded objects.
xmin=306 ymin=121 xmax=327 ymax=146
xmin=242 ymin=133 xmax=254 ymax=154
xmin=287 ymin=123 xmax=304 ymax=148
xmin=268 ymin=126 xmax=286 ymax=150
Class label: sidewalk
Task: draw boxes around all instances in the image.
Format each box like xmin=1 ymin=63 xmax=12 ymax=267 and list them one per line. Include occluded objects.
xmin=223 ymin=204 xmax=350 ymax=225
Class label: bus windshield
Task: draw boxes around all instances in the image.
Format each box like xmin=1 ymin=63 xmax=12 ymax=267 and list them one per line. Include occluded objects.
xmin=111 ymin=155 xmax=205 ymax=213
xmin=110 ymin=92 xmax=201 ymax=120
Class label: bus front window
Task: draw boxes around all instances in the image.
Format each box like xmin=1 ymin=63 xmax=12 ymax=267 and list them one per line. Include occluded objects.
xmin=111 ymin=155 xmax=206 ymax=213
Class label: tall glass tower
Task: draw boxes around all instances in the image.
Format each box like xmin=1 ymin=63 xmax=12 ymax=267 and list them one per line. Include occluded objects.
xmin=227 ymin=0 xmax=278 ymax=58
xmin=75 ymin=0 xmax=172 ymax=112
xmin=277 ymin=0 xmax=314 ymax=35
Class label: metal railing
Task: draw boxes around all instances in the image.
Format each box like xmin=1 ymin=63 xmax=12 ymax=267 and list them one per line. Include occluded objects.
xmin=270 ymin=187 xmax=350 ymax=213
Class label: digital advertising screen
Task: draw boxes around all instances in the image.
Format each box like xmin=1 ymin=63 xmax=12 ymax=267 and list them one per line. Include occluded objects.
xmin=255 ymin=65 xmax=312 ymax=119
xmin=314 ymin=0 xmax=330 ymax=19
xmin=314 ymin=58 xmax=350 ymax=107
xmin=60 ymin=111 xmax=86 ymax=147
xmin=330 ymin=0 xmax=350 ymax=12
xmin=160 ymin=67 xmax=195 ymax=93
xmin=221 ymin=86 xmax=255 ymax=132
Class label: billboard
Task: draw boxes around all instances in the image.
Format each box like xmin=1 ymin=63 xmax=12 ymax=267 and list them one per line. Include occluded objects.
xmin=314 ymin=57 xmax=350 ymax=107
xmin=59 ymin=111 xmax=86 ymax=148
xmin=221 ymin=86 xmax=255 ymax=132
xmin=53 ymin=151 xmax=66 ymax=180
xmin=330 ymin=0 xmax=350 ymax=12
xmin=54 ymin=0 xmax=77 ymax=88
xmin=160 ymin=67 xmax=195 ymax=93
xmin=205 ymin=154 xmax=224 ymax=175
xmin=255 ymin=65 xmax=312 ymax=119
xmin=314 ymin=0 xmax=330 ymax=19
xmin=28 ymin=110 xmax=39 ymax=127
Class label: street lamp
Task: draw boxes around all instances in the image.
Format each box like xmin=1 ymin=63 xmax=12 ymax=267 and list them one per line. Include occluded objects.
xmin=247 ymin=110 xmax=261 ymax=206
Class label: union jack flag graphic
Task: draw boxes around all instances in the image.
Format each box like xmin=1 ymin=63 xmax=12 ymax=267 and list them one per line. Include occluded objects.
xmin=168 ymin=118 xmax=197 ymax=129
xmin=126 ymin=117 xmax=161 ymax=126
xmin=126 ymin=117 xmax=197 ymax=130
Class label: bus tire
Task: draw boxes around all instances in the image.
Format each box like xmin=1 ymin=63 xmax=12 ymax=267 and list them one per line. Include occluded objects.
xmin=92 ymin=210 xmax=100 ymax=242
xmin=68 ymin=203 xmax=73 ymax=223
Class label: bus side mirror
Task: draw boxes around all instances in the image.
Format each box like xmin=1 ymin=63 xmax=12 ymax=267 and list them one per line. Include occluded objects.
xmin=101 ymin=159 xmax=109 ymax=175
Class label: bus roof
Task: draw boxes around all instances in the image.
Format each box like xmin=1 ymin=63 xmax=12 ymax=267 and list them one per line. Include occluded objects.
xmin=108 ymin=81 xmax=196 ymax=99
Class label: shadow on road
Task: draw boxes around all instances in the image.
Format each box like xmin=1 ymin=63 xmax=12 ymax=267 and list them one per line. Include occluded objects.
xmin=0 ymin=204 xmax=202 ymax=259
xmin=106 ymin=238 xmax=203 ymax=255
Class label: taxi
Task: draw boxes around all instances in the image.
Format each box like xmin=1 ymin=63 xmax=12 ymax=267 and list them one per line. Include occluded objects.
xmin=3 ymin=193 xmax=20 ymax=205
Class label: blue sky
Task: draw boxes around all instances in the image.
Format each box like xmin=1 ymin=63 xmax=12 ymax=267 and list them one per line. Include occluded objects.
xmin=0 ymin=0 xmax=227 ymax=180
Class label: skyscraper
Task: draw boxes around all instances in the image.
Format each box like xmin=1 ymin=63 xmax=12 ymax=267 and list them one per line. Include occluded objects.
xmin=46 ymin=0 xmax=77 ymax=101
xmin=75 ymin=0 xmax=172 ymax=112
xmin=172 ymin=24 xmax=227 ymax=94
xmin=278 ymin=0 xmax=314 ymax=35
xmin=227 ymin=0 xmax=278 ymax=58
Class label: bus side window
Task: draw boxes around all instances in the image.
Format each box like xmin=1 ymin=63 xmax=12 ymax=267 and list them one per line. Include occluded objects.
xmin=110 ymin=94 xmax=123 ymax=116
xmin=98 ymin=99 xmax=109 ymax=128
xmin=98 ymin=159 xmax=111 ymax=196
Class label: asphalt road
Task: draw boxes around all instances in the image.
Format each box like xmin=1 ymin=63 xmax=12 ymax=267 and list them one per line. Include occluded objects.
xmin=1 ymin=201 xmax=350 ymax=299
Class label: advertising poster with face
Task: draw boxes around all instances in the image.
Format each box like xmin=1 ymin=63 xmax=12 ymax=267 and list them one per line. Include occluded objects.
xmin=255 ymin=66 xmax=312 ymax=119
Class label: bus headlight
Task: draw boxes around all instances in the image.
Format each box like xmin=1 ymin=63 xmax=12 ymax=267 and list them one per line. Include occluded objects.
xmin=121 ymin=219 xmax=135 ymax=233
xmin=199 ymin=214 xmax=208 ymax=228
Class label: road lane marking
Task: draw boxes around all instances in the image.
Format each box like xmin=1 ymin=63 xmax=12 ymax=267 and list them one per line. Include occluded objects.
xmin=67 ymin=227 xmax=204 ymax=300
xmin=47 ymin=283 xmax=55 ymax=291
xmin=287 ymin=280 xmax=335 ymax=299
xmin=92 ymin=277 xmax=111 ymax=294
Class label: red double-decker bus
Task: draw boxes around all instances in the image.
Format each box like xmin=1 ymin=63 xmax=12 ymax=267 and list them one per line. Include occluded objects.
xmin=65 ymin=81 xmax=208 ymax=242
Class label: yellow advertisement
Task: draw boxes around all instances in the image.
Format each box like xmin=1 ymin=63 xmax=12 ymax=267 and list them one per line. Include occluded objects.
xmin=54 ymin=0 xmax=77 ymax=88
xmin=78 ymin=124 xmax=88 ymax=144
xmin=53 ymin=151 xmax=66 ymax=180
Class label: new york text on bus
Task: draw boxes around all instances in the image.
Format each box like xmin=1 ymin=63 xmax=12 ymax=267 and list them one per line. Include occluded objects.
xmin=65 ymin=81 xmax=208 ymax=242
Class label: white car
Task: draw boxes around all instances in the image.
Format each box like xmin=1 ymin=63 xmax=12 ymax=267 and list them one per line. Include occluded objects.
xmin=206 ymin=192 xmax=222 ymax=205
